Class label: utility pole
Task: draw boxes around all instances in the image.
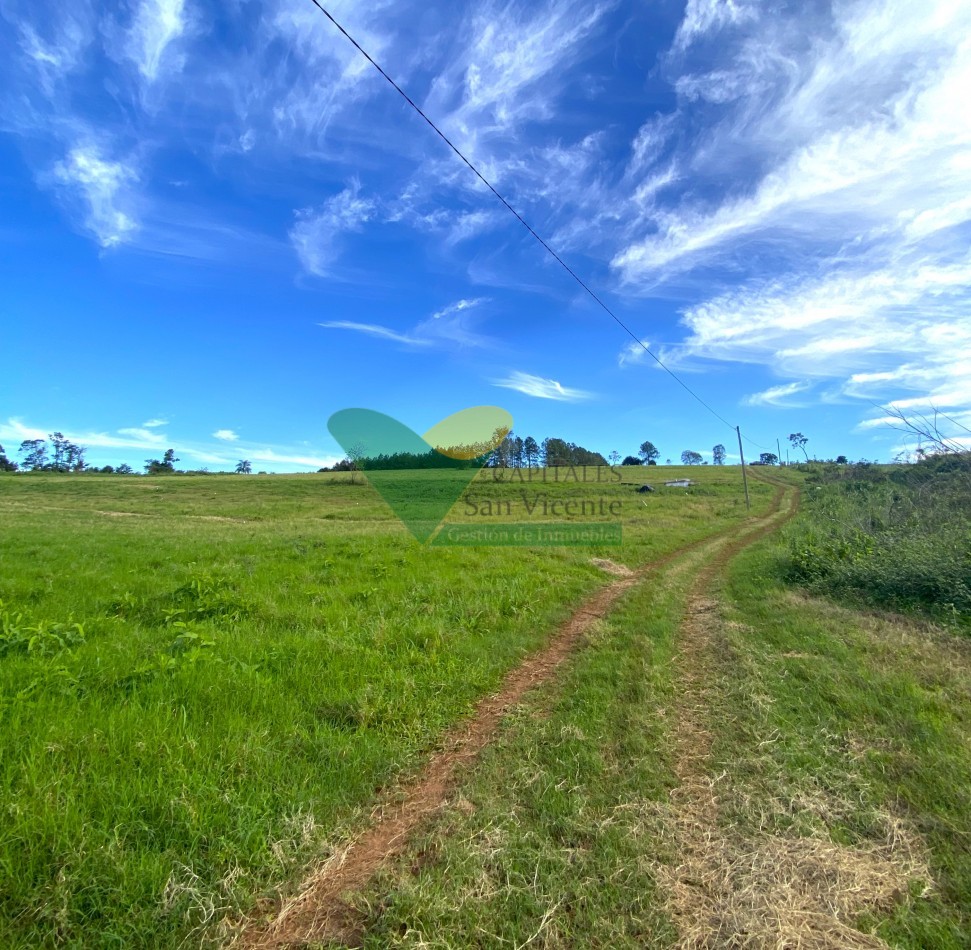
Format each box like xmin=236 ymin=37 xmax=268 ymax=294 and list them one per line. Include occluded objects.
xmin=736 ymin=426 xmax=751 ymax=510
xmin=777 ymin=437 xmax=782 ymax=467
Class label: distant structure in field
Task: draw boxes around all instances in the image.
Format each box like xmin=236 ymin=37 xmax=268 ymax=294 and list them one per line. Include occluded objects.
xmin=664 ymin=479 xmax=694 ymax=488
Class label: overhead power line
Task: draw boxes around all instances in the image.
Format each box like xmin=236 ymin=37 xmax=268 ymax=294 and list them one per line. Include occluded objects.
xmin=743 ymin=432 xmax=775 ymax=453
xmin=305 ymin=0 xmax=739 ymax=433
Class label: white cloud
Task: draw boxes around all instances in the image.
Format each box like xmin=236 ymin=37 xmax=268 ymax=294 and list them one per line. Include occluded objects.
xmin=267 ymin=0 xmax=395 ymax=144
xmin=743 ymin=381 xmax=811 ymax=407
xmin=213 ymin=429 xmax=239 ymax=442
xmin=124 ymin=0 xmax=187 ymax=83
xmin=450 ymin=210 xmax=503 ymax=244
xmin=492 ymin=371 xmax=593 ymax=402
xmin=0 ymin=418 xmax=168 ymax=453
xmin=290 ymin=183 xmax=375 ymax=276
xmin=0 ymin=417 xmax=339 ymax=472
xmin=319 ymin=311 xmax=492 ymax=349
xmin=618 ymin=339 xmax=651 ymax=367
xmin=318 ymin=321 xmax=429 ymax=347
xmin=52 ymin=145 xmax=138 ymax=247
xmin=117 ymin=426 xmax=167 ymax=443
xmin=603 ymin=0 xmax=971 ymax=431
xmin=673 ymin=0 xmax=757 ymax=52
xmin=666 ymin=254 xmax=971 ymax=416
xmin=615 ymin=0 xmax=971 ymax=282
xmin=14 ymin=12 xmax=92 ymax=91
xmin=249 ymin=448 xmax=338 ymax=469
xmin=431 ymin=297 xmax=488 ymax=320
xmin=422 ymin=1 xmax=610 ymax=189
xmin=142 ymin=418 xmax=167 ymax=427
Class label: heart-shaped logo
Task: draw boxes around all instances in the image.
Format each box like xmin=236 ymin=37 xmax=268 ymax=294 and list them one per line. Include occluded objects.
xmin=327 ymin=406 xmax=512 ymax=542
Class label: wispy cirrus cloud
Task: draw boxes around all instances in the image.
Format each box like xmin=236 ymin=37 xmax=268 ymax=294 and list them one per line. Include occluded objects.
xmin=12 ymin=9 xmax=93 ymax=93
xmin=743 ymin=381 xmax=811 ymax=407
xmin=290 ymin=182 xmax=375 ymax=277
xmin=319 ymin=295 xmax=494 ymax=349
xmin=51 ymin=145 xmax=139 ymax=247
xmin=266 ymin=0 xmax=396 ymax=148
xmin=117 ymin=426 xmax=167 ymax=443
xmin=427 ymin=1 xmax=611 ymax=171
xmin=666 ymin=254 xmax=971 ymax=410
xmin=142 ymin=418 xmax=167 ymax=427
xmin=492 ymin=371 xmax=593 ymax=402
xmin=618 ymin=339 xmax=651 ymax=368
xmin=673 ymin=0 xmax=757 ymax=52
xmin=431 ymin=297 xmax=488 ymax=320
xmin=610 ymin=0 xmax=971 ymax=426
xmin=318 ymin=321 xmax=430 ymax=347
xmin=122 ymin=0 xmax=187 ymax=84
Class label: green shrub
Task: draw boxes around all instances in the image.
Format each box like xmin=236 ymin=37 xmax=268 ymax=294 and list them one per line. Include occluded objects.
xmin=783 ymin=456 xmax=971 ymax=622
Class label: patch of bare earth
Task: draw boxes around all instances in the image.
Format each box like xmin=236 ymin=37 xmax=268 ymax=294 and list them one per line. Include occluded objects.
xmin=590 ymin=557 xmax=634 ymax=577
xmin=657 ymin=492 xmax=931 ymax=949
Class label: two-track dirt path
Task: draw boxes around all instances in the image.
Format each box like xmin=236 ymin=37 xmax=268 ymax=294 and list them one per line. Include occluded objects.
xmin=233 ymin=483 xmax=793 ymax=948
xmin=655 ymin=481 xmax=929 ymax=949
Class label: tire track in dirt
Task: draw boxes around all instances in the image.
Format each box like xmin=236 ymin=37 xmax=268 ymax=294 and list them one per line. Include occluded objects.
xmin=659 ymin=483 xmax=930 ymax=948
xmin=230 ymin=491 xmax=790 ymax=949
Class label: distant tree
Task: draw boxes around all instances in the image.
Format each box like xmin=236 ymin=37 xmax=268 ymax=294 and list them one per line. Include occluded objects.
xmin=835 ymin=454 xmax=848 ymax=464
xmin=50 ymin=432 xmax=71 ymax=472
xmin=511 ymin=435 xmax=524 ymax=468
xmin=235 ymin=459 xmax=252 ymax=474
xmin=66 ymin=443 xmax=86 ymax=472
xmin=491 ymin=433 xmax=519 ymax=468
xmin=144 ymin=448 xmax=180 ymax=474
xmin=19 ymin=439 xmax=48 ymax=471
xmin=759 ymin=452 xmax=779 ymax=465
xmin=788 ymin=432 xmax=810 ymax=461
xmin=541 ymin=437 xmax=565 ymax=466
xmin=608 ymin=450 xmax=621 ymax=466
xmin=116 ymin=463 xmax=135 ymax=475
xmin=100 ymin=465 xmax=115 ymax=474
xmin=621 ymin=455 xmax=642 ymax=466
xmin=324 ymin=458 xmax=357 ymax=472
xmin=681 ymin=450 xmax=703 ymax=465
xmin=666 ymin=458 xmax=672 ymax=465
xmin=0 ymin=443 xmax=17 ymax=472
xmin=535 ymin=437 xmax=606 ymax=467
xmin=639 ymin=440 xmax=660 ymax=464
xmin=523 ymin=436 xmax=539 ymax=468
xmin=712 ymin=444 xmax=727 ymax=465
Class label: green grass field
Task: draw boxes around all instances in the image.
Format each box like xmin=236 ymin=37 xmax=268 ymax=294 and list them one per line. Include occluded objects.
xmin=0 ymin=466 xmax=770 ymax=947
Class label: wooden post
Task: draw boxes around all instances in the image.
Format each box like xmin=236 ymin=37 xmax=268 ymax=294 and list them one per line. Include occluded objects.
xmin=736 ymin=426 xmax=751 ymax=510
xmin=777 ymin=438 xmax=782 ymax=467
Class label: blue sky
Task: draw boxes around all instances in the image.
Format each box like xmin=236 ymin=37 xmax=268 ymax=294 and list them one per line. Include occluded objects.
xmin=2 ymin=0 xmax=970 ymax=471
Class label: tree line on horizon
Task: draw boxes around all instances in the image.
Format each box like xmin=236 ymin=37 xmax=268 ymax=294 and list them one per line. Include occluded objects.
xmin=0 ymin=430 xmax=826 ymax=475
xmin=0 ymin=437 xmax=231 ymax=476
